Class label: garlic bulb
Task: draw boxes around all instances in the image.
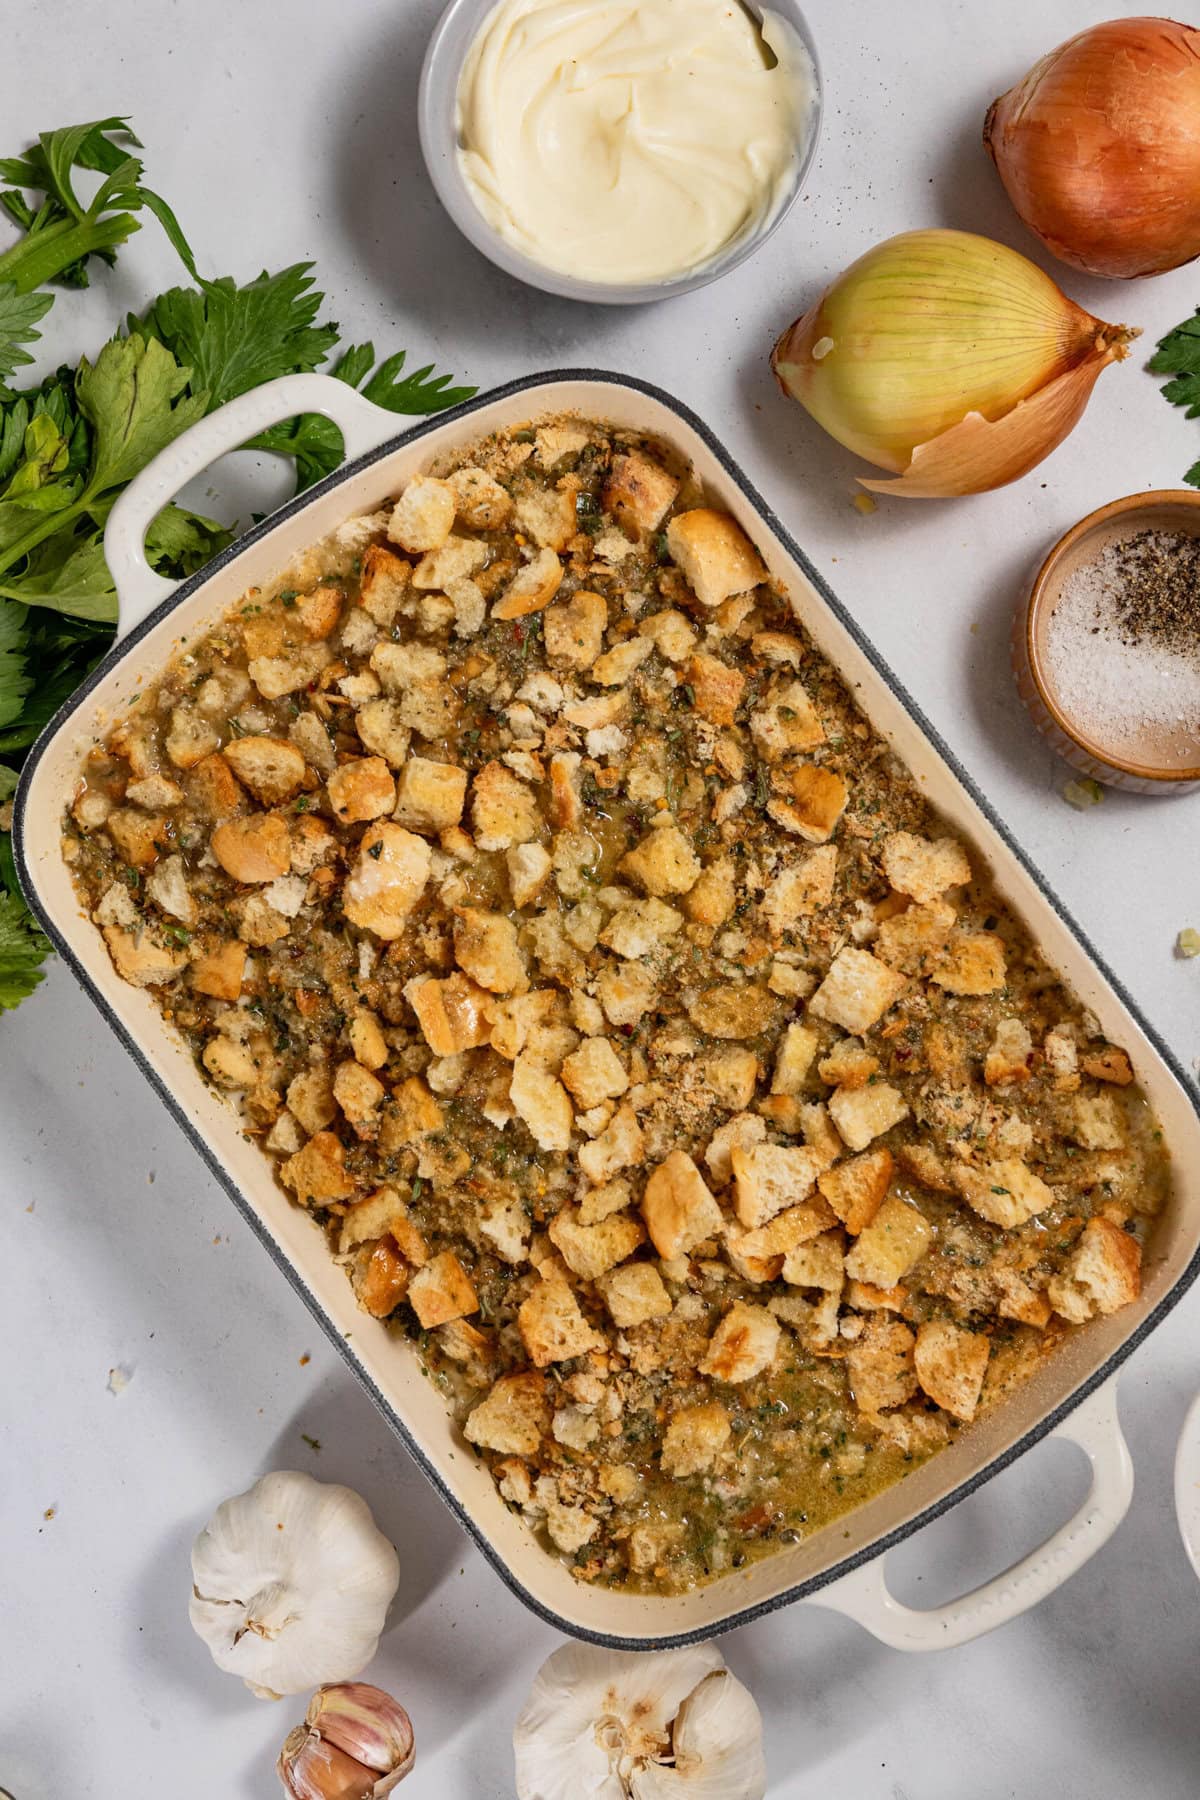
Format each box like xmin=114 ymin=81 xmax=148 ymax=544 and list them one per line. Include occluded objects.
xmin=189 ymin=1471 xmax=400 ymax=1699
xmin=278 ymin=1682 xmax=415 ymax=1797
xmin=513 ymin=1641 xmax=766 ymax=1800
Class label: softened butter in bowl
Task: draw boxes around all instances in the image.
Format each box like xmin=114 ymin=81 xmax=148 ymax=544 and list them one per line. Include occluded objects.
xmin=454 ymin=0 xmax=817 ymax=289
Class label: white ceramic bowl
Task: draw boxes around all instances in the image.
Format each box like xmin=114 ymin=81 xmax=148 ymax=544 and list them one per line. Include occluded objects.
xmin=417 ymin=0 xmax=823 ymax=304
xmin=1175 ymin=1391 xmax=1200 ymax=1581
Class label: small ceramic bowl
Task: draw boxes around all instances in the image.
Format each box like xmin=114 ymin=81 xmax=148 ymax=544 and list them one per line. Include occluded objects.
xmin=417 ymin=0 xmax=823 ymax=305
xmin=1176 ymin=1390 xmax=1200 ymax=1584
xmin=1013 ymin=490 xmax=1200 ymax=795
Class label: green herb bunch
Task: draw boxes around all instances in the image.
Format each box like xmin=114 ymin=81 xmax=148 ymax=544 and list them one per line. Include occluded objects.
xmin=0 ymin=118 xmax=474 ymax=1011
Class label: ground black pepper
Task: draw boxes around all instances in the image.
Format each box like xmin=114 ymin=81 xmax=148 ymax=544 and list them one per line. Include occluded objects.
xmin=1107 ymin=529 xmax=1200 ymax=654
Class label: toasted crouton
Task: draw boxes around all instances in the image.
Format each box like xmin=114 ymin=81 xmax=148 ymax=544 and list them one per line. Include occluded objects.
xmin=603 ymin=449 xmax=680 ymax=534
xmin=405 ymin=970 xmax=495 ymax=1055
xmin=995 ymin=1271 xmax=1053 ymax=1329
xmin=817 ymin=1039 xmax=879 ymax=1090
xmin=388 ymin=474 xmax=457 ymax=553
xmin=280 ymin=1130 xmax=354 ymax=1204
xmin=561 ymin=1036 xmax=628 ymax=1109
xmin=211 ymin=812 xmax=292 ymax=883
xmin=984 ymin=1019 xmax=1034 ymax=1087
xmin=543 ymin=589 xmax=607 ymax=670
xmin=454 ymin=907 xmax=528 ymax=995
xmin=471 ymin=760 xmax=543 ymax=850
xmin=296 ymin=584 xmax=343 ymax=639
xmin=1071 ymin=1092 xmax=1127 ymax=1151
xmin=191 ymin=939 xmax=246 ymax=1002
xmin=390 ymin=754 xmax=468 ymax=835
xmin=1079 ymin=1045 xmax=1134 ymax=1086
xmin=125 ymin=774 xmax=184 ymax=811
xmin=518 ymin=1279 xmax=604 ymax=1367
xmin=641 ymin=1150 xmax=722 ymax=1257
xmin=638 ymin=607 xmax=697 ymax=663
xmin=750 ymin=681 xmax=825 ymax=760
xmin=931 ymin=934 xmax=1007 ymax=996
xmin=827 ymin=1082 xmax=909 ymax=1152
xmin=768 ymin=764 xmax=848 ymax=844
xmin=683 ymin=857 xmax=738 ymax=928
xmin=686 ymin=652 xmax=746 ymax=728
xmin=514 ymin=484 xmax=576 ymax=552
xmin=601 ymin=897 xmax=684 ymax=961
xmin=410 ymin=534 xmax=487 ymax=590
xmin=342 ymin=823 xmax=431 ymax=939
xmin=881 ymin=832 xmax=972 ymax=904
xmin=187 ymin=752 xmax=244 ymax=820
xmin=333 ymin=1059 xmax=387 ymax=1139
xmin=685 ymin=981 xmax=777 ymax=1040
xmin=660 ymin=1401 xmax=731 ymax=1477
xmin=339 ymin=1186 xmax=428 ymax=1263
xmin=848 ymin=1316 xmax=917 ymax=1413
xmin=509 ymin=1053 xmax=574 ymax=1152
xmin=843 ymin=1194 xmax=932 ymax=1287
xmin=596 ymin=962 xmax=657 ymax=1028
xmin=914 ymin=1319 xmax=990 ymax=1421
xmin=620 ymin=825 xmax=701 ymax=898
xmin=493 ymin=546 xmax=565 ymax=620
xmin=759 ymin=846 xmax=838 ymax=935
xmin=507 ymin=840 xmax=552 ymax=908
xmin=106 ymin=807 xmax=170 ymax=869
xmin=447 ymin=464 xmax=512 ymax=531
xmin=818 ymin=1147 xmax=893 ymax=1234
xmin=700 ymin=1302 xmax=780 ymax=1383
xmin=731 ymin=1142 xmax=822 ymax=1229
xmin=357 ymin=544 xmax=410 ymax=625
xmin=772 ymin=1021 xmax=820 ymax=1095
xmin=592 ymin=636 xmax=653 ymax=687
xmin=706 ymin=1046 xmax=759 ymax=1113
xmin=665 ymin=509 xmax=767 ymax=609
xmin=781 ymin=1228 xmax=845 ymax=1291
xmin=598 ymin=1261 xmax=673 ymax=1329
xmin=221 ymin=736 xmax=306 ymax=806
xmin=326 ymin=756 xmax=396 ymax=824
xmin=578 ymin=1102 xmax=644 ymax=1184
xmin=352 ymin=1240 xmax=410 ymax=1318
xmin=704 ymin=1112 xmax=768 ymax=1187
xmin=810 ymin=947 xmax=907 ymax=1035
xmin=800 ymin=1100 xmax=845 ymax=1170
xmin=165 ymin=705 xmax=221 ymax=769
xmin=286 ymin=1069 xmax=337 ymax=1136
xmin=874 ymin=900 xmax=957 ymax=975
xmin=408 ymin=1250 xmax=478 ymax=1328
xmin=952 ymin=1158 xmax=1053 ymax=1229
xmin=465 ymin=1371 xmax=549 ymax=1455
xmin=548 ymin=1207 xmax=645 ymax=1281
xmin=1047 ymin=1217 xmax=1141 ymax=1322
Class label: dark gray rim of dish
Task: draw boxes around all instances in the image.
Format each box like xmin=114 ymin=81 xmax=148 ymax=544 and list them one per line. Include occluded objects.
xmin=14 ymin=369 xmax=1200 ymax=1653
xmin=416 ymin=0 xmax=824 ymax=306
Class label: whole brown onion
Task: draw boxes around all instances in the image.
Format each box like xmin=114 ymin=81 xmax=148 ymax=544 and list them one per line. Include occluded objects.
xmin=984 ymin=16 xmax=1200 ymax=279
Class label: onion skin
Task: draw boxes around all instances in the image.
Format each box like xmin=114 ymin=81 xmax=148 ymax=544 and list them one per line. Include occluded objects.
xmin=771 ymin=229 xmax=1136 ymax=497
xmin=984 ymin=17 xmax=1200 ymax=280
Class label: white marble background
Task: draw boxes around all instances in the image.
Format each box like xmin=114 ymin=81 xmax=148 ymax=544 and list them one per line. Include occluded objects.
xmin=3 ymin=1 xmax=1199 ymax=1793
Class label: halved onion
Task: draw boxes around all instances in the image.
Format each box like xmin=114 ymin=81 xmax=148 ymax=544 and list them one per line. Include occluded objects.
xmin=771 ymin=229 xmax=1136 ymax=498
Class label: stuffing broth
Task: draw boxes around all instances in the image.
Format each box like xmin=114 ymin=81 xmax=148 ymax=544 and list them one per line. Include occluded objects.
xmin=64 ymin=417 xmax=1168 ymax=1594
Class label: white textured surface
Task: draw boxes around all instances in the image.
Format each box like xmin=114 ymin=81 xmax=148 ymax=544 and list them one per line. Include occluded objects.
xmin=4 ymin=1 xmax=1200 ymax=1794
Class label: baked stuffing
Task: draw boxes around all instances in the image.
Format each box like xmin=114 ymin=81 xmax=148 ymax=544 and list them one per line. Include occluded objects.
xmin=64 ymin=418 xmax=1168 ymax=1592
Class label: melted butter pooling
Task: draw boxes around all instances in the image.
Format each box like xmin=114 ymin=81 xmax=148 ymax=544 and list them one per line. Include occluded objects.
xmin=456 ymin=0 xmax=815 ymax=285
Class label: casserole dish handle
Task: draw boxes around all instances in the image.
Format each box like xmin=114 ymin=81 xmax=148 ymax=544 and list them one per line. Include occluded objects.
xmin=810 ymin=1379 xmax=1132 ymax=1651
xmin=103 ymin=373 xmax=397 ymax=640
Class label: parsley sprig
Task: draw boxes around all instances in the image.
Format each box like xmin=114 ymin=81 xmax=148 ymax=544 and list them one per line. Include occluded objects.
xmin=0 ymin=117 xmax=475 ymax=1011
xmin=1149 ymin=307 xmax=1200 ymax=486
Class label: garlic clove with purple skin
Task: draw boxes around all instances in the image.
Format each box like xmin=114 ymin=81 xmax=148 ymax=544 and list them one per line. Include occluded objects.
xmin=278 ymin=1683 xmax=415 ymax=1799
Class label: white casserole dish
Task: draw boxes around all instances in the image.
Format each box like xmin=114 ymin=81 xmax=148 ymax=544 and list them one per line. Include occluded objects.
xmin=14 ymin=371 xmax=1200 ymax=1651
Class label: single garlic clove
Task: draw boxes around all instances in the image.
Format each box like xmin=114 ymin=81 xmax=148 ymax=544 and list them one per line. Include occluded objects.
xmin=278 ymin=1725 xmax=379 ymax=1800
xmin=306 ymin=1684 xmax=415 ymax=1783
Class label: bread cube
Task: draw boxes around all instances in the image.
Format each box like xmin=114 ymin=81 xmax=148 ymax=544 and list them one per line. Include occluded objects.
xmin=220 ymin=735 xmax=305 ymax=806
xmin=818 ymin=1146 xmax=893 ymax=1235
xmin=447 ymin=464 xmax=512 ymax=530
xmin=561 ymin=1036 xmax=629 ymax=1109
xmin=578 ymin=1102 xmax=645 ymax=1184
xmin=408 ymin=1251 xmax=478 ymax=1329
xmin=1079 ymin=1045 xmax=1134 ymax=1086
xmin=685 ymin=981 xmax=777 ymax=1040
xmin=493 ymin=546 xmax=565 ymax=620
xmin=326 ymin=755 xmax=396 ymax=825
xmin=800 ymin=1100 xmax=845 ymax=1170
xmin=686 ymin=652 xmax=746 ymax=727
xmin=641 ymin=1150 xmax=722 ymax=1257
xmin=338 ymin=1186 xmax=428 ymax=1263
xmin=660 ymin=1401 xmax=730 ymax=1478
xmin=343 ymin=823 xmax=431 ymax=939
xmin=597 ymin=961 xmax=657 ymax=1028
xmin=665 ymin=509 xmax=767 ymax=609
xmin=405 ymin=970 xmax=495 ymax=1055
xmin=388 ymin=474 xmax=457 ymax=553
xmin=767 ymin=765 xmax=848 ymax=844
xmin=600 ymin=897 xmax=684 ymax=960
xmin=548 ymin=1207 xmax=645 ymax=1281
xmin=700 ymin=1301 xmax=780 ymax=1383
xmin=280 ymin=1130 xmax=354 ymax=1205
xmin=914 ymin=1319 xmax=990 ymax=1422
xmin=286 ymin=1068 xmax=337 ymax=1136
xmin=598 ymin=1261 xmax=672 ymax=1329
xmin=544 ymin=589 xmax=607 ymax=670
xmin=843 ymin=1194 xmax=932 ymax=1287
xmin=952 ymin=1158 xmax=1053 ymax=1229
xmin=1071 ymin=1092 xmax=1127 ymax=1151
xmin=464 ymin=1372 xmax=549 ymax=1456
xmin=454 ymin=907 xmax=528 ymax=995
xmin=704 ymin=1112 xmax=767 ymax=1187
xmin=507 ymin=841 xmax=552 ymax=908
xmin=827 ymin=1082 xmax=909 ymax=1154
xmin=771 ymin=1022 xmax=820 ymax=1096
xmin=683 ymin=858 xmax=737 ymax=928
xmin=358 ymin=544 xmax=410 ymax=625
xmin=881 ymin=832 xmax=972 ymax=903
xmin=513 ymin=484 xmax=576 ymax=552
xmin=1048 ymin=1217 xmax=1141 ymax=1323
xmin=984 ymin=1019 xmax=1034 ymax=1087
xmin=603 ymin=449 xmax=679 ymax=533
xmin=848 ymin=1317 xmax=917 ymax=1414
xmin=638 ymin=607 xmax=696 ymax=664
xmin=759 ymin=845 xmax=838 ymax=935
xmin=211 ymin=811 xmax=292 ymax=883
xmin=187 ymin=751 xmax=244 ymax=819
xmin=931 ymin=934 xmax=1007 ymax=996
xmin=750 ymin=680 xmax=825 ymax=760
xmin=518 ymin=1279 xmax=604 ymax=1367
xmin=333 ymin=1059 xmax=387 ymax=1139
xmin=471 ymin=760 xmax=543 ymax=850
xmin=191 ymin=939 xmax=246 ymax=1002
xmin=781 ymin=1228 xmax=845 ymax=1291
xmin=510 ymin=1054 xmax=574 ymax=1152
xmin=810 ymin=947 xmax=907 ymax=1036
xmin=411 ymin=534 xmax=487 ymax=590
xmin=731 ymin=1142 xmax=822 ymax=1229
xmin=874 ymin=900 xmax=957 ymax=975
xmin=619 ymin=825 xmax=701 ymax=899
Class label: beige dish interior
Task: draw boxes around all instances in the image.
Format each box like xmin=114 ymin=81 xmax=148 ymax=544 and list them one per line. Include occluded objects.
xmin=20 ymin=379 xmax=1200 ymax=1642
xmin=1028 ymin=495 xmax=1200 ymax=780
